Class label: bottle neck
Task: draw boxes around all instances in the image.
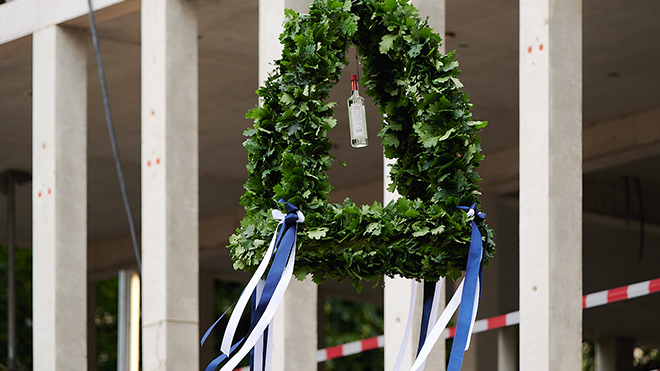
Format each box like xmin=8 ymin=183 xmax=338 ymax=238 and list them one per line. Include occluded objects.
xmin=351 ymin=79 xmax=359 ymax=91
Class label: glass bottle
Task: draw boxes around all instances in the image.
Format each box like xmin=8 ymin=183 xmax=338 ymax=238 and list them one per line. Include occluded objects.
xmin=347 ymin=74 xmax=368 ymax=148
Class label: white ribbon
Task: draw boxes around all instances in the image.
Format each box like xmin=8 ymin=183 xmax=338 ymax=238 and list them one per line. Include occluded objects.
xmin=271 ymin=209 xmax=305 ymax=223
xmin=429 ymin=279 xmax=443 ymax=335
xmin=410 ymin=279 xmax=465 ymax=371
xmin=264 ymin=318 xmax=274 ymax=371
xmin=253 ymin=280 xmax=265 ymax=371
xmin=391 ymin=278 xmax=466 ymax=371
xmin=254 ymin=280 xmax=275 ymax=371
xmin=465 ymin=279 xmax=480 ymax=350
xmin=416 ymin=278 xmax=444 ymax=371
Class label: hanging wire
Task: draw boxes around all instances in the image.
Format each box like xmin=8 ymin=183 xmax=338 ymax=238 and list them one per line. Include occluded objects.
xmin=87 ymin=0 xmax=142 ymax=275
xmin=355 ymin=48 xmax=361 ymax=82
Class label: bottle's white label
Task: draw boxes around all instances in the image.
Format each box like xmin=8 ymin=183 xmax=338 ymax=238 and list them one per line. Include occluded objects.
xmin=351 ymin=104 xmax=365 ymax=136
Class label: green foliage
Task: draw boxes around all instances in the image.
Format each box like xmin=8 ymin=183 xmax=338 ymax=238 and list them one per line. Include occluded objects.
xmin=0 ymin=245 xmax=33 ymax=370
xmin=582 ymin=340 xmax=595 ymax=371
xmin=0 ymin=248 xmax=129 ymax=371
xmin=231 ymin=0 xmax=494 ymax=289
xmin=634 ymin=346 xmax=660 ymax=371
xmin=323 ymin=297 xmax=383 ymax=371
xmin=582 ymin=340 xmax=660 ymax=371
xmin=95 ymin=277 xmax=119 ymax=371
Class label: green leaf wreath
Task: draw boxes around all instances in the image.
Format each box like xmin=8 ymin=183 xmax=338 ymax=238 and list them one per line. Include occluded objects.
xmin=229 ymin=0 xmax=494 ymax=291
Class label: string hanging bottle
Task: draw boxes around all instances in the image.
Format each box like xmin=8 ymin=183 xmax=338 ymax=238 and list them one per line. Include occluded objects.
xmin=347 ymin=74 xmax=368 ymax=148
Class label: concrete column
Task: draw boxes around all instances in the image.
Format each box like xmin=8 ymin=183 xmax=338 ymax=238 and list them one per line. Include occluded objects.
xmin=271 ymin=277 xmax=318 ymax=371
xmin=384 ymin=275 xmax=422 ymax=370
xmin=317 ymin=289 xmax=327 ymax=371
xmin=519 ymin=0 xmax=582 ymax=369
xmin=497 ymin=326 xmax=519 ymax=371
xmin=199 ymin=271 xmax=216 ymax=367
xmin=141 ymin=0 xmax=199 ymax=370
xmin=384 ymin=276 xmax=447 ymax=370
xmin=258 ymin=1 xmax=317 ymax=370
xmin=384 ymin=1 xmax=446 ymax=370
xmin=32 ymin=24 xmax=87 ymax=371
xmin=412 ymin=0 xmax=445 ymax=33
xmin=596 ymin=337 xmax=634 ymax=371
xmin=596 ymin=338 xmax=616 ymax=371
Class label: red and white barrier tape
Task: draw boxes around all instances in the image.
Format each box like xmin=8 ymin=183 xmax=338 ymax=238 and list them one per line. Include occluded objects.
xmin=316 ymin=336 xmax=385 ymax=363
xmin=231 ymin=277 xmax=660 ymax=368
xmin=444 ymin=277 xmax=660 ymax=338
xmin=231 ymin=337 xmax=385 ymax=370
xmin=582 ymin=278 xmax=660 ymax=309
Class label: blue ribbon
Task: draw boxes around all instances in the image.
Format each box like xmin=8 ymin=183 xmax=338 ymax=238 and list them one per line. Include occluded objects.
xmin=202 ymin=200 xmax=300 ymax=371
xmin=201 ymin=303 xmax=233 ymax=347
xmin=447 ymin=204 xmax=486 ymax=371
xmin=417 ymin=280 xmax=436 ymax=355
xmin=248 ymin=201 xmax=299 ymax=333
xmin=248 ymin=288 xmax=270 ymax=371
xmin=201 ymin=294 xmax=243 ymax=371
xmin=204 ymin=340 xmax=245 ymax=371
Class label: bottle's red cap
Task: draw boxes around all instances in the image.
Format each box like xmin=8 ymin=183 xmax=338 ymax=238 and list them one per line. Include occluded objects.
xmin=350 ymin=74 xmax=359 ymax=90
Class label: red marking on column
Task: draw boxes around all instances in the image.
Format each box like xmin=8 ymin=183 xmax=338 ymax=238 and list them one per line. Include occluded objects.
xmin=156 ymin=158 xmax=160 ymax=165
xmin=47 ymin=188 xmax=51 ymax=195
xmin=361 ymin=337 xmax=379 ymax=351
xmin=607 ymin=286 xmax=628 ymax=303
xmin=649 ymin=278 xmax=660 ymax=294
xmin=582 ymin=295 xmax=587 ymax=309
xmin=488 ymin=314 xmax=507 ymax=330
xmin=38 ymin=191 xmax=42 ymax=198
xmin=527 ymin=46 xmax=532 ymax=54
xmin=325 ymin=345 xmax=343 ymax=360
xmin=539 ymin=44 xmax=544 ymax=51
xmin=147 ymin=161 xmax=151 ymax=167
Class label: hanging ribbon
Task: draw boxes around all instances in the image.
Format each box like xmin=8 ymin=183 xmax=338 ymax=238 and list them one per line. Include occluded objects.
xmin=250 ymin=280 xmax=265 ymax=371
xmin=415 ymin=279 xmax=443 ymax=371
xmin=402 ymin=204 xmax=486 ymax=371
xmin=392 ymin=277 xmax=463 ymax=371
xmin=418 ymin=280 xmax=436 ymax=354
xmin=446 ymin=204 xmax=486 ymax=371
xmin=202 ymin=201 xmax=303 ymax=371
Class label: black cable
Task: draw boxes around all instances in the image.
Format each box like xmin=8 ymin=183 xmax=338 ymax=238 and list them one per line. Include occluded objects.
xmin=355 ymin=48 xmax=361 ymax=81
xmin=87 ymin=1 xmax=142 ymax=275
